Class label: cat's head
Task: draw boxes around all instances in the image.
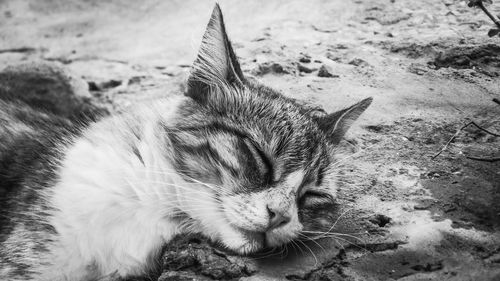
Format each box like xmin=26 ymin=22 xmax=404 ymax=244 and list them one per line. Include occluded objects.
xmin=168 ymin=4 xmax=371 ymax=255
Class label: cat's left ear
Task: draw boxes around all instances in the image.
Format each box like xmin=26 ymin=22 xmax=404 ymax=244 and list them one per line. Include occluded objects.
xmin=186 ymin=4 xmax=245 ymax=102
xmin=315 ymin=97 xmax=373 ymax=144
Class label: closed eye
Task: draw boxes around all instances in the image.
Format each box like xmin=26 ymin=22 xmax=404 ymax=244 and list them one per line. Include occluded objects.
xmin=242 ymin=138 xmax=273 ymax=184
xmin=299 ymin=191 xmax=334 ymax=207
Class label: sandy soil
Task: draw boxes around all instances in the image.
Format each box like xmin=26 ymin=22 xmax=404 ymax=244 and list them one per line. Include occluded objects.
xmin=1 ymin=0 xmax=500 ymax=280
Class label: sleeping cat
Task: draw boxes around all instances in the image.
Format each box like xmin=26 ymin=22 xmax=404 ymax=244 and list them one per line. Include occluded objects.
xmin=0 ymin=4 xmax=372 ymax=281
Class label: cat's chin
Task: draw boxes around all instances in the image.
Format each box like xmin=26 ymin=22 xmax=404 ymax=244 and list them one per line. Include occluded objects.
xmin=219 ymin=230 xmax=266 ymax=255
xmin=218 ymin=229 xmax=295 ymax=256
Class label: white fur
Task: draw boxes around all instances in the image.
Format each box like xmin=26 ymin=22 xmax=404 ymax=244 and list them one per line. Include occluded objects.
xmin=40 ymin=97 xmax=192 ymax=280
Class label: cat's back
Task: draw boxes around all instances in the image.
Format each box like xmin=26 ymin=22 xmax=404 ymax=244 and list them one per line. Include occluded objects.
xmin=0 ymin=99 xmax=75 ymax=194
xmin=0 ymin=100 xmax=70 ymax=280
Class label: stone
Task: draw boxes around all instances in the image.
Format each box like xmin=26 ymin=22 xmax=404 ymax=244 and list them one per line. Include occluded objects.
xmin=317 ymin=65 xmax=338 ymax=78
xmin=297 ymin=63 xmax=314 ymax=73
xmin=299 ymin=55 xmax=311 ymax=63
xmin=348 ymin=58 xmax=369 ymax=67
xmin=160 ymin=235 xmax=254 ymax=280
xmin=251 ymin=61 xmax=296 ymax=76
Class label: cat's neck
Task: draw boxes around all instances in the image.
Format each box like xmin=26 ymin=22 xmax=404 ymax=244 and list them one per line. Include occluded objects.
xmin=52 ymin=97 xmax=186 ymax=216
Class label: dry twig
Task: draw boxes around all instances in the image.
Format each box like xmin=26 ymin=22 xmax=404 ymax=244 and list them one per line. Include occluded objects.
xmin=431 ymin=121 xmax=500 ymax=159
xmin=468 ymin=0 xmax=500 ymax=36
xmin=465 ymin=155 xmax=500 ymax=162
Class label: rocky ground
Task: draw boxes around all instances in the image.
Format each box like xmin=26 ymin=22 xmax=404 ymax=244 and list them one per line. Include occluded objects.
xmin=1 ymin=0 xmax=500 ymax=280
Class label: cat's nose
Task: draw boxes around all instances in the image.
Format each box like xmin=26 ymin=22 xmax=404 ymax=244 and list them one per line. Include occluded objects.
xmin=266 ymin=206 xmax=291 ymax=231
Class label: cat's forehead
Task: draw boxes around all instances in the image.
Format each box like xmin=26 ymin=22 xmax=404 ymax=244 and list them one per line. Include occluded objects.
xmin=227 ymin=85 xmax=324 ymax=138
xmin=199 ymin=84 xmax=328 ymax=166
xmin=175 ymin=82 xmax=330 ymax=178
xmin=250 ymin=89 xmax=325 ymax=148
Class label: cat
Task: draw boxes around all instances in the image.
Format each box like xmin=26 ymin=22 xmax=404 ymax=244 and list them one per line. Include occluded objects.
xmin=0 ymin=4 xmax=372 ymax=281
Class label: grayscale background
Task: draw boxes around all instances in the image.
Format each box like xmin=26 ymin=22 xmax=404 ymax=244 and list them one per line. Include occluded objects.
xmin=1 ymin=0 xmax=499 ymax=280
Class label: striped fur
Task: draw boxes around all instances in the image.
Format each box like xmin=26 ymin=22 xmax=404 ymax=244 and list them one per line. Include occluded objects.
xmin=0 ymin=4 xmax=371 ymax=280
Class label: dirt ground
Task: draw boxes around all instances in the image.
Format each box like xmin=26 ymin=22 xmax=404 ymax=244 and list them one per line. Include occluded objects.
xmin=1 ymin=0 xmax=500 ymax=280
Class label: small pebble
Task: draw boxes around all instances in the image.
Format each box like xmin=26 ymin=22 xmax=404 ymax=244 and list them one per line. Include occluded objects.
xmin=317 ymin=65 xmax=339 ymax=78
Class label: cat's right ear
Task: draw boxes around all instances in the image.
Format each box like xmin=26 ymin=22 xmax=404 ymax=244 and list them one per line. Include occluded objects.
xmin=186 ymin=4 xmax=245 ymax=103
xmin=315 ymin=98 xmax=372 ymax=145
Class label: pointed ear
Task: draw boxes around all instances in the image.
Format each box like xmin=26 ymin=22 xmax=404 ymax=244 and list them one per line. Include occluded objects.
xmin=186 ymin=4 xmax=245 ymax=102
xmin=315 ymin=97 xmax=373 ymax=144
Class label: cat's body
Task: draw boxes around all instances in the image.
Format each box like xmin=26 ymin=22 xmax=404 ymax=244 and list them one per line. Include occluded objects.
xmin=1 ymin=98 xmax=191 ymax=280
xmin=0 ymin=5 xmax=372 ymax=281
xmin=0 ymin=100 xmax=80 ymax=279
